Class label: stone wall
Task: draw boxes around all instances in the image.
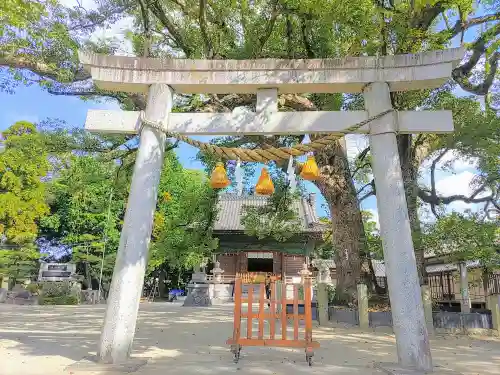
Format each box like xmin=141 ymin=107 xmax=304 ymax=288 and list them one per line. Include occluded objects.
xmin=327 ymin=306 xmax=495 ymax=331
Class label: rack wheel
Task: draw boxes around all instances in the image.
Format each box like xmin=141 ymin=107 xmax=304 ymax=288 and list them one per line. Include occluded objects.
xmin=231 ymin=345 xmax=241 ymax=363
xmin=306 ymin=353 xmax=313 ymax=367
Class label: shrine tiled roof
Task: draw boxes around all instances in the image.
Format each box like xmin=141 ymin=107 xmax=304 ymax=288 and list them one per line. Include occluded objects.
xmin=213 ymin=193 xmax=328 ymax=233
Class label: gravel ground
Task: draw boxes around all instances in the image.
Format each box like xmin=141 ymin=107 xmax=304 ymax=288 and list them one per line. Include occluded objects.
xmin=1 ymin=303 xmax=499 ymax=375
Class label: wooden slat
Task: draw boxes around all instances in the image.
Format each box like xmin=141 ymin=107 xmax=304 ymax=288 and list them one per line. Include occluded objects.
xmin=293 ymin=284 xmax=299 ymax=341
xmin=270 ymin=282 xmax=276 ymax=339
xmin=304 ymin=278 xmax=313 ymax=345
xmin=247 ymin=286 xmax=253 ymax=339
xmin=242 ymin=312 xmax=305 ymax=320
xmin=232 ymin=278 xmax=242 ymax=345
xmin=241 ymin=298 xmax=305 ymax=304
xmin=228 ymin=277 xmax=320 ymax=358
xmin=258 ymin=283 xmax=265 ymax=339
xmin=281 ymin=281 xmax=287 ymax=340
xmin=226 ymin=338 xmax=320 ymax=349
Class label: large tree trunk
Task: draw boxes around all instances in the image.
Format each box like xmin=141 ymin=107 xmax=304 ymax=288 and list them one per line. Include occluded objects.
xmin=313 ymin=139 xmax=365 ymax=304
xmin=397 ymin=134 xmax=426 ymax=285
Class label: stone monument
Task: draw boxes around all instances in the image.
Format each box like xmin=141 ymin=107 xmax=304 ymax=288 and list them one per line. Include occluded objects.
xmin=183 ymin=261 xmax=210 ymax=307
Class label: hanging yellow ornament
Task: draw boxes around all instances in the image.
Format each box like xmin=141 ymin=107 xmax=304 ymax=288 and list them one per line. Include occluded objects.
xmin=210 ymin=162 xmax=230 ymax=188
xmin=300 ymin=156 xmax=319 ymax=181
xmin=255 ymin=167 xmax=274 ymax=195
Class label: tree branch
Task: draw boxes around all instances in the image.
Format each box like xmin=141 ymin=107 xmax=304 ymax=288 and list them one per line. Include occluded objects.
xmin=352 ymin=162 xmax=371 ymax=178
xmin=357 ymin=179 xmax=375 ymax=202
xmin=356 ymin=181 xmax=373 ymax=196
xmin=359 ymin=189 xmax=375 ymax=203
xmin=418 ymin=182 xmax=496 ymax=206
xmin=300 ymin=18 xmax=315 ymax=58
xmin=452 ymin=23 xmax=500 ymax=96
xmin=445 ymin=12 xmax=500 ymax=40
xmin=253 ymin=0 xmax=280 ymax=57
xmin=148 ymin=0 xmax=193 ymax=57
xmin=429 ymin=149 xmax=449 ymax=218
xmin=0 ymin=53 xmax=90 ymax=82
xmin=198 ymin=0 xmax=213 ymax=58
xmin=356 ymin=147 xmax=370 ymax=162
xmin=47 ymin=85 xmax=147 ymax=110
xmin=410 ymin=1 xmax=449 ymax=29
xmin=68 ymin=3 xmax=135 ymax=32
xmin=137 ymin=0 xmax=152 ymax=57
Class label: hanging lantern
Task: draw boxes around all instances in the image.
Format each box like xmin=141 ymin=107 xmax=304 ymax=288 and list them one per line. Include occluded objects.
xmin=255 ymin=167 xmax=274 ymax=195
xmin=300 ymin=155 xmax=319 ymax=181
xmin=210 ymin=162 xmax=230 ymax=188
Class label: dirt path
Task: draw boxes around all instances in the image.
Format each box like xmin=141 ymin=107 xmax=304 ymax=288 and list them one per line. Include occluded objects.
xmin=0 ymin=303 xmax=499 ymax=375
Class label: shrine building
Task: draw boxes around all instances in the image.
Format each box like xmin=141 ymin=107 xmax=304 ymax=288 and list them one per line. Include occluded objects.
xmin=212 ymin=193 xmax=328 ymax=280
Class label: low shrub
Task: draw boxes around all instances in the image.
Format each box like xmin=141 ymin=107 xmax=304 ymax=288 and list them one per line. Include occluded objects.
xmin=25 ymin=283 xmax=41 ymax=295
xmin=38 ymin=281 xmax=81 ymax=305
xmin=39 ymin=295 xmax=79 ymax=305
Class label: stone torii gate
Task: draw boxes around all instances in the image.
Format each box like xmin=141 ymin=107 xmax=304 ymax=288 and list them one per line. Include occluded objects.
xmin=79 ymin=48 xmax=463 ymax=372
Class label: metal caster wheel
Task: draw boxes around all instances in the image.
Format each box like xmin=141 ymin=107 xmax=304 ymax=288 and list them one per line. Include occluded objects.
xmin=232 ymin=346 xmax=241 ymax=363
xmin=306 ymin=354 xmax=313 ymax=367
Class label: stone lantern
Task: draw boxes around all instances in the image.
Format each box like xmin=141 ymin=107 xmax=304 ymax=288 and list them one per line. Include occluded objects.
xmin=211 ymin=261 xmax=224 ymax=283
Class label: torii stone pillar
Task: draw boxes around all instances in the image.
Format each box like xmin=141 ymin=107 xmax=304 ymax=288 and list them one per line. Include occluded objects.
xmin=78 ymin=48 xmax=463 ymax=371
xmin=98 ymin=84 xmax=172 ymax=363
xmin=364 ymin=82 xmax=432 ymax=371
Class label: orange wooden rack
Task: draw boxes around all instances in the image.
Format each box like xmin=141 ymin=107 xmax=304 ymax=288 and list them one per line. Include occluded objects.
xmin=226 ymin=277 xmax=319 ymax=366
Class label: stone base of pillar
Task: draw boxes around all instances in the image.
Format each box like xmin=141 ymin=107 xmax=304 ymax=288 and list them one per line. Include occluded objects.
xmin=65 ymin=355 xmax=148 ymax=374
xmin=375 ymin=362 xmax=463 ymax=375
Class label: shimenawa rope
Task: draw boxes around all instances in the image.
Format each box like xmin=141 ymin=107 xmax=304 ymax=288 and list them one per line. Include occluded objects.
xmin=139 ymin=109 xmax=394 ymax=162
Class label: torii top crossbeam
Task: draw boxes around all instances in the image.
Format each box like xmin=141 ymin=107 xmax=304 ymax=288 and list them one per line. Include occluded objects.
xmin=80 ymin=48 xmax=463 ymax=137
xmin=78 ymin=48 xmax=463 ymax=94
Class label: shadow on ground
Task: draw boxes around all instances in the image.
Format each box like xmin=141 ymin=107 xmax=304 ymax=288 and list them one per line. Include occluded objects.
xmin=0 ymin=303 xmax=499 ymax=375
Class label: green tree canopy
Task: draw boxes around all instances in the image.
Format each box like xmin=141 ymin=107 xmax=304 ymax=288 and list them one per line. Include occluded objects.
xmin=39 ymin=154 xmax=127 ymax=288
xmin=423 ymin=212 xmax=500 ymax=269
xmin=148 ymin=150 xmax=218 ymax=272
xmin=0 ymin=121 xmax=50 ymax=284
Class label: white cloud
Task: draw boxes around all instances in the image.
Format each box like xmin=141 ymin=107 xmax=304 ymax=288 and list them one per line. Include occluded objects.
xmin=420 ymin=149 xmax=478 ymax=172
xmin=90 ymin=16 xmax=135 ymax=56
xmin=435 ymin=170 xmax=489 ymax=198
xmin=58 ymin=0 xmax=135 ymax=56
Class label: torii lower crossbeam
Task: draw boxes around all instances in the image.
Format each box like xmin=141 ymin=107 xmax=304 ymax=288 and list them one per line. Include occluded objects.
xmin=84 ymin=109 xmax=453 ymax=136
